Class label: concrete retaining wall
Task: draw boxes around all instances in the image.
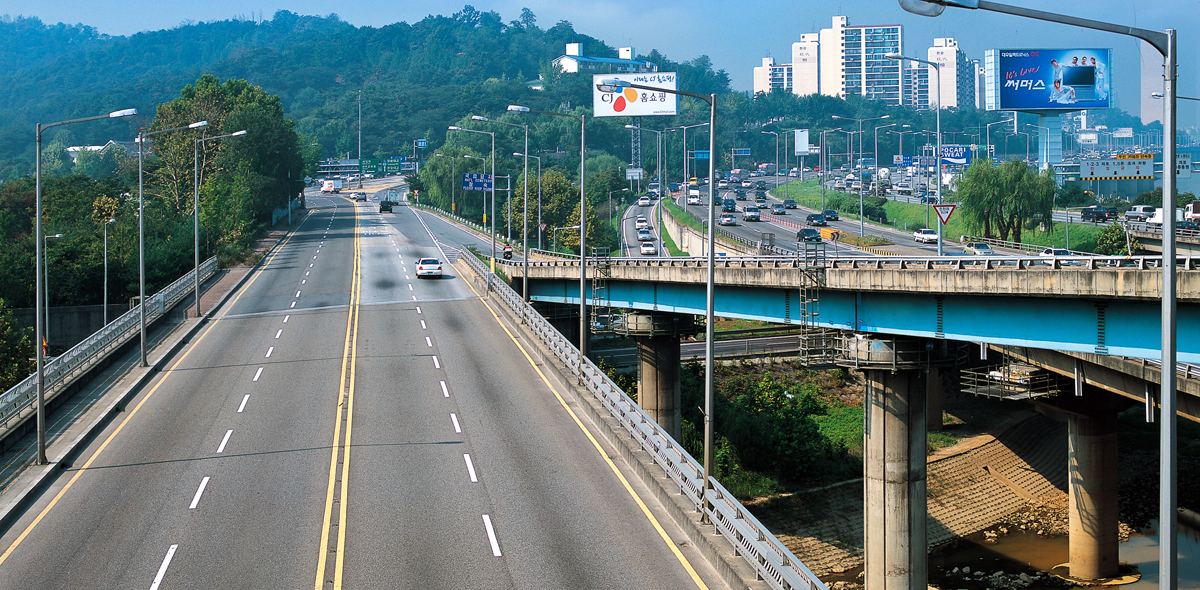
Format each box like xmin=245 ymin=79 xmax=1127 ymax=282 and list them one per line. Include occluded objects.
xmin=658 ymin=204 xmax=757 ymax=257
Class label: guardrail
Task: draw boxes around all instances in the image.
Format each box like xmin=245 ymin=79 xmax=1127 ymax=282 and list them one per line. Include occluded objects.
xmin=0 ymin=257 xmax=219 ymax=440
xmin=458 ymin=248 xmax=826 ymax=590
xmin=513 ymin=253 xmax=1200 ymax=272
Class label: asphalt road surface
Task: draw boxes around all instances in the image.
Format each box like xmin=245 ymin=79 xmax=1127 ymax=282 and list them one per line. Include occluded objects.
xmin=0 ymin=190 xmax=726 ymax=589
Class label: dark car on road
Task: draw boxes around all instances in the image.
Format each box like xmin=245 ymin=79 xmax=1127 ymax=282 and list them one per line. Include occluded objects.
xmin=1080 ymin=206 xmax=1110 ymax=222
xmin=822 ymin=209 xmax=839 ymax=221
xmin=798 ymin=228 xmax=822 ymax=242
xmin=805 ymin=213 xmax=827 ymax=226
xmin=379 ymin=200 xmax=393 ymax=213
xmin=734 ymin=189 xmax=748 ymax=201
xmin=783 ymin=199 xmax=797 ymax=209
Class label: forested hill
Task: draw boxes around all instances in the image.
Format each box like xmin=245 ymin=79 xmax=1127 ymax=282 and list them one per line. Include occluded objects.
xmin=0 ymin=8 xmax=732 ymax=179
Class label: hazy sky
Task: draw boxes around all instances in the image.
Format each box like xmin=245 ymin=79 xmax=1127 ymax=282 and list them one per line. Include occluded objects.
xmin=7 ymin=0 xmax=1197 ymax=126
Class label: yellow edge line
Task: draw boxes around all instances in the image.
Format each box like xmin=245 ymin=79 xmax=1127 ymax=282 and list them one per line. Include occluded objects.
xmin=0 ymin=220 xmax=306 ymax=568
xmin=315 ymin=205 xmax=360 ymax=589
xmin=459 ymin=269 xmax=710 ymax=590
xmin=333 ymin=207 xmax=361 ymax=589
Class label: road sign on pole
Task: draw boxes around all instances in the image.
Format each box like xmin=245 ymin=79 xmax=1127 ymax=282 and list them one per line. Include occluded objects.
xmin=733 ymin=148 xmax=751 ymax=157
xmin=694 ymin=150 xmax=710 ymax=160
xmin=933 ymin=204 xmax=957 ymax=225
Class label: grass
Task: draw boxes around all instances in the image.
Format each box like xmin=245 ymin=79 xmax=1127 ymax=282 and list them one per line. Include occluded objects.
xmin=812 ymin=404 xmax=864 ymax=456
xmin=656 ymin=204 xmax=689 ymax=256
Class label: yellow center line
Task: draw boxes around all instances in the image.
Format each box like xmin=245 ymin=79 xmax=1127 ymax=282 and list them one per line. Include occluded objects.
xmin=0 ymin=216 xmax=309 ymax=568
xmin=314 ymin=204 xmax=361 ymax=590
xmin=458 ymin=267 xmax=710 ymax=590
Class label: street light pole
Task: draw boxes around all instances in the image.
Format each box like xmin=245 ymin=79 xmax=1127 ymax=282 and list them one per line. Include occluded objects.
xmin=34 ymin=106 xmax=137 ymax=465
xmin=508 ymin=105 xmax=589 ymax=367
xmin=762 ymin=130 xmax=779 ymax=190
xmin=874 ymin=123 xmax=897 ymax=200
xmin=516 ymin=153 xmax=543 ymax=250
xmin=900 ymin=2 xmax=1178 ymax=586
xmin=888 ymin=53 xmax=942 ymax=255
xmin=104 ymin=218 xmax=116 ymax=325
xmin=139 ymin=119 xmax=209 ymax=367
xmin=44 ymin=233 xmax=63 ymax=340
xmin=598 ymin=78 xmax=717 ymax=519
xmin=448 ymin=125 xmax=497 ymax=291
xmin=194 ymin=129 xmax=247 ymax=317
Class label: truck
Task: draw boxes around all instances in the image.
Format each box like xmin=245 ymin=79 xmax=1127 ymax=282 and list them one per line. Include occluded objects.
xmin=1185 ymin=202 xmax=1200 ymax=222
xmin=1147 ymin=207 xmax=1184 ymax=229
xmin=321 ymin=178 xmax=344 ymax=194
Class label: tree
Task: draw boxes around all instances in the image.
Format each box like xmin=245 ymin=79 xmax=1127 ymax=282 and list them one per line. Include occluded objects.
xmin=956 ymin=158 xmax=1054 ymax=242
xmin=1094 ymin=221 xmax=1140 ymax=256
xmin=1133 ymin=187 xmax=1196 ymax=208
xmin=0 ymin=300 xmax=34 ymax=391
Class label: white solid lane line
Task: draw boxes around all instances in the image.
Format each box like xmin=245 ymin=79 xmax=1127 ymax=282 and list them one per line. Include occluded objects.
xmin=265 ymin=347 xmax=274 ymax=358
xmin=189 ymin=477 xmax=210 ymax=509
xmin=275 ymin=329 xmax=282 ymax=339
xmin=482 ymin=515 xmax=502 ymax=557
xmin=216 ymin=430 xmax=232 ymax=453
xmin=463 ymin=454 xmax=478 ymax=482
xmin=237 ymin=395 xmax=249 ymax=413
xmin=148 ymin=544 xmax=179 ymax=590
xmin=253 ymin=368 xmax=263 ymax=382
xmin=450 ymin=413 xmax=461 ymax=433
xmin=440 ymin=381 xmax=449 ymax=398
xmin=425 ymin=337 xmax=432 ymax=348
xmin=433 ymin=356 xmax=440 ymax=369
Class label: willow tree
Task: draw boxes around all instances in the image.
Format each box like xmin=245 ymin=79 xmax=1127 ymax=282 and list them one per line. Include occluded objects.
xmin=956 ymin=158 xmax=1055 ymax=242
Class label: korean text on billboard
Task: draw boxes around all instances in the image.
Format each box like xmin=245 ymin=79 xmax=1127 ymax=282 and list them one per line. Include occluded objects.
xmin=593 ymin=73 xmax=679 ymax=117
xmin=995 ymin=49 xmax=1111 ymax=111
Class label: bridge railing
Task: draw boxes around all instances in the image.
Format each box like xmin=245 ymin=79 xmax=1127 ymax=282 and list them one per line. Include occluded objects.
xmin=512 ymin=253 xmax=1200 ymax=272
xmin=0 ymin=257 xmax=219 ymax=440
xmin=454 ymin=245 xmax=827 ymax=590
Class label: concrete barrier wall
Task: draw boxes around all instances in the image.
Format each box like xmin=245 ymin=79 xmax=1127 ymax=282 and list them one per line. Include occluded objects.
xmin=10 ymin=305 xmax=128 ymax=349
xmin=658 ymin=204 xmax=757 ymax=257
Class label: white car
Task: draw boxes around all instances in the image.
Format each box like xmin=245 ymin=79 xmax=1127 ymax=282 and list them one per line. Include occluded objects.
xmin=717 ymin=179 xmax=729 ymax=188
xmin=741 ymin=180 xmax=754 ymax=188
xmin=634 ymin=216 xmax=650 ymax=230
xmin=637 ymin=196 xmax=651 ymax=207
xmin=639 ymin=241 xmax=657 ymax=255
xmin=913 ymin=228 xmax=938 ymax=244
xmin=416 ymin=258 xmax=443 ymax=278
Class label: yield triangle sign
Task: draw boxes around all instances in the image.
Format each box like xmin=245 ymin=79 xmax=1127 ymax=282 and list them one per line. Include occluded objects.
xmin=933 ymin=204 xmax=956 ymax=225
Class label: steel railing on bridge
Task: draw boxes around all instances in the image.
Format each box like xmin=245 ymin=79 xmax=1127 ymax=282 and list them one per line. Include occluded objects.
xmin=0 ymin=257 xmax=219 ymax=440
xmin=449 ymin=244 xmax=827 ymax=590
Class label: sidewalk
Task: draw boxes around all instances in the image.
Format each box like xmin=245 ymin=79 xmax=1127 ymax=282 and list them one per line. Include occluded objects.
xmin=0 ymin=220 xmax=302 ymax=533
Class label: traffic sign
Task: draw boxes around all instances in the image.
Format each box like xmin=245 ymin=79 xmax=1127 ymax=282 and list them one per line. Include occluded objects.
xmin=733 ymin=148 xmax=751 ymax=157
xmin=359 ymin=158 xmax=379 ymax=174
xmin=462 ymin=173 xmax=492 ymax=191
xmin=694 ymin=150 xmax=710 ymax=160
xmin=539 ymin=223 xmax=547 ymax=232
xmin=1178 ymin=154 xmax=1192 ymax=179
xmin=822 ymin=229 xmax=842 ymax=241
xmin=416 ymin=139 xmax=427 ymax=148
xmin=626 ymin=168 xmax=644 ymax=180
xmin=933 ymin=204 xmax=956 ymax=225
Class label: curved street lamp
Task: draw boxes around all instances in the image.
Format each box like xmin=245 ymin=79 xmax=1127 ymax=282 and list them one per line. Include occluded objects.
xmin=473 ymin=115 xmax=532 ymax=306
xmin=887 ymin=52 xmax=943 ymax=255
xmin=507 ymin=104 xmax=589 ymax=367
xmin=194 ymin=129 xmax=247 ymax=317
xmin=34 ymin=106 xmax=137 ymax=464
xmin=513 ymin=152 xmax=543 ymax=250
xmin=448 ymin=125 xmax=496 ymax=291
xmin=103 ymin=218 xmax=116 ymax=325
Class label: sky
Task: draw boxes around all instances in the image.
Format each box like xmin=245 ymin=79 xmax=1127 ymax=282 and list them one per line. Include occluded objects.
xmin=6 ymin=0 xmax=1198 ymax=128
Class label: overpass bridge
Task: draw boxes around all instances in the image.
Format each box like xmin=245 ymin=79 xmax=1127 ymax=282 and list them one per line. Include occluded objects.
xmin=502 ymin=252 xmax=1200 ymax=588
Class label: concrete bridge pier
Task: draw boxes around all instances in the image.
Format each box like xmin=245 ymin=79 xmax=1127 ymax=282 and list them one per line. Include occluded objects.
xmin=844 ymin=335 xmax=956 ymax=590
xmin=1062 ymin=391 xmax=1121 ymax=581
xmin=614 ymin=312 xmax=699 ymax=441
xmin=864 ymin=366 xmax=928 ymax=590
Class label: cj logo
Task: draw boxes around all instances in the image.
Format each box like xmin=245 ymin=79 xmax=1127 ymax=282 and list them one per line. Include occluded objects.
xmin=600 ymin=88 xmax=640 ymax=113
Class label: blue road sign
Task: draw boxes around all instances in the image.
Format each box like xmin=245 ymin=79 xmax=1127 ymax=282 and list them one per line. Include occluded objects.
xmin=462 ymin=173 xmax=493 ymax=192
xmin=416 ymin=139 xmax=427 ymax=148
xmin=694 ymin=150 xmax=710 ymax=160
xmin=733 ymin=148 xmax=751 ymax=157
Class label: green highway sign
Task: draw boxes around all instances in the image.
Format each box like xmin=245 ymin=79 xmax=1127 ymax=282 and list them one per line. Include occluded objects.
xmin=359 ymin=158 xmax=379 ymax=173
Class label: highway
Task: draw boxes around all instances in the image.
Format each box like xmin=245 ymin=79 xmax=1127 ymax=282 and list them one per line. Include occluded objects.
xmin=0 ymin=188 xmax=725 ymax=589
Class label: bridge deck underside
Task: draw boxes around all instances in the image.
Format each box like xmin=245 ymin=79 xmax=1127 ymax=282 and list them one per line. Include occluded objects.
xmin=529 ymin=278 xmax=1200 ymax=363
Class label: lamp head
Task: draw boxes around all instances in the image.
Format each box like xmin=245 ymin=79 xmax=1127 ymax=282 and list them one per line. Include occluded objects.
xmin=107 ymin=218 xmax=116 ymax=224
xmin=507 ymin=105 xmax=530 ymax=113
xmin=886 ymin=53 xmax=904 ymax=60
xmin=471 ymin=115 xmax=489 ymax=122
xmin=231 ymin=130 xmax=248 ymax=136
xmin=448 ymin=126 xmax=462 ymax=131
xmin=189 ymin=121 xmax=209 ymax=129
xmin=624 ymin=124 xmax=637 ymax=130
xmin=1151 ymin=92 xmax=1165 ymax=99
xmin=109 ymin=108 xmax=138 ymax=118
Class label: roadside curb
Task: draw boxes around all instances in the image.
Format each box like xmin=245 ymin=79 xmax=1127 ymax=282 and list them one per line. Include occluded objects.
xmin=0 ymin=217 xmax=302 ymax=536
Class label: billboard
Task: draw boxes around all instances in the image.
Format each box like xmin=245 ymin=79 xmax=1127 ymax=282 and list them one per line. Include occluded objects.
xmin=795 ymin=130 xmax=810 ymax=156
xmin=987 ymin=48 xmax=1111 ymax=111
xmin=593 ymin=73 xmax=678 ymax=117
xmin=940 ymin=145 xmax=972 ymax=168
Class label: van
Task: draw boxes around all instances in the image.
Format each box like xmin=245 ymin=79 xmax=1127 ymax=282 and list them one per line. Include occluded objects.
xmin=742 ymin=206 xmax=760 ymax=221
xmin=687 ymin=189 xmax=702 ymax=205
xmin=1125 ymin=205 xmax=1155 ymax=222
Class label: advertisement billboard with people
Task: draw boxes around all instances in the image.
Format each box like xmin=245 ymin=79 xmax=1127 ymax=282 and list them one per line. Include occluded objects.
xmin=985 ymin=48 xmax=1111 ymax=111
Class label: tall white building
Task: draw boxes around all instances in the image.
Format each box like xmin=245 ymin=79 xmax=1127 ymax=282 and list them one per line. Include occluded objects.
xmin=926 ymin=38 xmax=975 ymax=109
xmin=791 ymin=33 xmax=820 ymax=96
xmin=753 ymin=57 xmax=792 ymax=94
xmin=817 ymin=17 xmax=905 ymax=106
